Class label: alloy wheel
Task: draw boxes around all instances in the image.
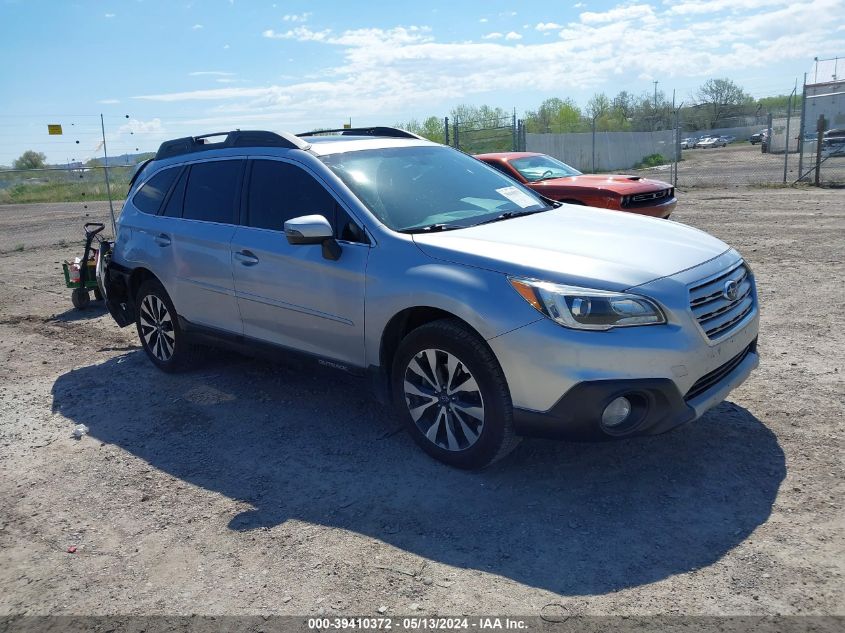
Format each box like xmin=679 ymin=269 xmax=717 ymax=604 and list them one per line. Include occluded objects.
xmin=139 ymin=294 xmax=176 ymax=362
xmin=403 ymin=348 xmax=485 ymax=452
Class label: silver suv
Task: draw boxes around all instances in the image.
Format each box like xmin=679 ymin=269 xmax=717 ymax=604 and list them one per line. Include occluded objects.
xmin=99 ymin=128 xmax=759 ymax=469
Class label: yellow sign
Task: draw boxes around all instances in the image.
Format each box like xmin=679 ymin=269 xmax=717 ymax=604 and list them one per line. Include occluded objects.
xmin=342 ymin=123 xmax=351 ymax=129
xmin=48 ymin=124 xmax=63 ymax=135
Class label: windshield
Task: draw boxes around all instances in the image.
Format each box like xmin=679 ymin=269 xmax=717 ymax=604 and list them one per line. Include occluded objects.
xmin=509 ymin=155 xmax=581 ymax=182
xmin=320 ymin=146 xmax=550 ymax=232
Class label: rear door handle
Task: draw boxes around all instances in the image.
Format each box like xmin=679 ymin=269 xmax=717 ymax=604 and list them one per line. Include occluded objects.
xmin=234 ymin=250 xmax=259 ymax=266
xmin=154 ymin=233 xmax=171 ymax=247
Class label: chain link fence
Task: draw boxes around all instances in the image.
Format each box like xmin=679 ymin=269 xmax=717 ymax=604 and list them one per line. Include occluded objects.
xmin=674 ymin=114 xmax=804 ymax=188
xmin=0 ymin=166 xmax=129 ymax=254
xmin=796 ymin=73 xmax=845 ymax=186
xmin=449 ymin=114 xmax=520 ymax=154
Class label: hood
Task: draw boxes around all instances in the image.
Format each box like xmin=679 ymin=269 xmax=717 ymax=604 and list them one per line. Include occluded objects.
xmin=412 ymin=206 xmax=731 ymax=290
xmin=533 ymin=174 xmax=671 ymax=195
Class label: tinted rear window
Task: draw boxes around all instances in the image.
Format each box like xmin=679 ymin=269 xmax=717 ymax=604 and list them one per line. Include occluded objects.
xmin=132 ymin=168 xmax=179 ymax=215
xmin=183 ymin=160 xmax=242 ymax=224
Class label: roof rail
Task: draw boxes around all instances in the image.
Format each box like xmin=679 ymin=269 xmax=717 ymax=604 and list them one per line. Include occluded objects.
xmin=296 ymin=126 xmax=423 ymax=140
xmin=154 ymin=130 xmax=311 ymax=160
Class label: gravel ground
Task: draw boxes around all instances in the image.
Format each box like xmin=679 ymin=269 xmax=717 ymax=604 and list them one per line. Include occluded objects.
xmin=638 ymin=143 xmax=845 ymax=188
xmin=0 ymin=187 xmax=843 ymax=617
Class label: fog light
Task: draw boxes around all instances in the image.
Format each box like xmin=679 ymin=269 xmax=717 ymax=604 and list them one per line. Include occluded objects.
xmin=602 ymin=396 xmax=632 ymax=427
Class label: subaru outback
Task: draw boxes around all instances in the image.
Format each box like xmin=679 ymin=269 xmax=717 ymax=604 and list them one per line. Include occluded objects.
xmin=98 ymin=127 xmax=759 ymax=469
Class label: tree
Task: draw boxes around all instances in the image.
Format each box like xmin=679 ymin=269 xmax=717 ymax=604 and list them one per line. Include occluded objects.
xmin=586 ymin=93 xmax=611 ymax=120
xmin=757 ymin=94 xmax=801 ymax=114
xmin=396 ymin=116 xmax=446 ymax=144
xmin=524 ymin=98 xmax=584 ymax=133
xmin=13 ymin=150 xmax=47 ymax=170
xmin=694 ymin=78 xmax=753 ymax=128
xmin=611 ymin=91 xmax=635 ymax=120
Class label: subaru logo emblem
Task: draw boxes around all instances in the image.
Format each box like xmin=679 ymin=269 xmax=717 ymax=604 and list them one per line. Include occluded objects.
xmin=724 ymin=280 xmax=739 ymax=301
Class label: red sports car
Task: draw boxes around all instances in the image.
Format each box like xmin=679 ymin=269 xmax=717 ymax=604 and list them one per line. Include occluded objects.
xmin=475 ymin=152 xmax=676 ymax=219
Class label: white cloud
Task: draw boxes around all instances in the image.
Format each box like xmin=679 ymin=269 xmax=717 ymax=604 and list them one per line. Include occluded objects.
xmin=263 ymin=27 xmax=331 ymax=41
xmin=505 ymin=31 xmax=522 ymax=40
xmin=104 ymin=13 xmax=115 ymax=18
xmin=479 ymin=18 xmax=488 ymax=23
xmin=535 ymin=22 xmax=562 ymax=31
xmin=263 ymin=25 xmax=433 ymax=47
xmin=192 ymin=24 xmax=203 ymax=30
xmin=223 ymin=44 xmax=230 ymax=49
xmin=283 ymin=12 xmax=312 ymax=22
xmin=666 ymin=0 xmax=790 ymax=15
xmin=499 ymin=11 xmax=517 ymax=17
xmin=119 ymin=118 xmax=164 ymax=135
xmin=580 ymin=4 xmax=655 ymax=24
xmin=573 ymin=2 xmax=585 ymax=7
xmin=134 ymin=3 xmax=843 ymax=124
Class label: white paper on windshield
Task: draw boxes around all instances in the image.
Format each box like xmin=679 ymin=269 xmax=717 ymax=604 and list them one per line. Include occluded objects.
xmin=496 ymin=186 xmax=537 ymax=209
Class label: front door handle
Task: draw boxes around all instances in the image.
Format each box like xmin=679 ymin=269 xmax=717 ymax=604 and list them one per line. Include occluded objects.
xmin=234 ymin=250 xmax=259 ymax=266
xmin=154 ymin=233 xmax=171 ymax=247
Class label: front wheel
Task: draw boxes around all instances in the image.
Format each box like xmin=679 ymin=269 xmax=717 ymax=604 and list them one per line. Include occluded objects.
xmin=391 ymin=319 xmax=520 ymax=469
xmin=135 ymin=279 xmax=193 ymax=372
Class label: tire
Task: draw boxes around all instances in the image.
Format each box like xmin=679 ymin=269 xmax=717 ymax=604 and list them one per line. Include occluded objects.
xmin=391 ymin=319 xmax=520 ymax=469
xmin=71 ymin=288 xmax=90 ymax=310
xmin=134 ymin=279 xmax=194 ymax=372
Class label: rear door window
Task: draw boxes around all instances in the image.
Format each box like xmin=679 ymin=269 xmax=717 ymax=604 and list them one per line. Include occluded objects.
xmin=132 ymin=167 xmax=180 ymax=215
xmin=182 ymin=160 xmax=243 ymax=224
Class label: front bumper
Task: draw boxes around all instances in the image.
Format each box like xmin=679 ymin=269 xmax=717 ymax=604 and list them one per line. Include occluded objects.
xmin=511 ymin=339 xmax=758 ymax=440
xmin=488 ymin=253 xmax=760 ymax=440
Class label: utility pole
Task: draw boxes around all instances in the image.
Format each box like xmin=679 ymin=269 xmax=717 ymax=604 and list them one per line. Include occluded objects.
xmin=783 ymin=80 xmax=797 ymax=183
xmin=100 ymin=114 xmax=116 ymax=235
xmin=653 ymin=80 xmax=659 ymax=109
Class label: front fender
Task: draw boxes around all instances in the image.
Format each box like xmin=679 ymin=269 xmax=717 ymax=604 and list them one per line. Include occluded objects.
xmin=363 ymin=243 xmax=542 ymax=368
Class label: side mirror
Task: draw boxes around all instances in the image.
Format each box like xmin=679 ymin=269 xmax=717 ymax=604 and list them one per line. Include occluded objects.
xmin=284 ymin=214 xmax=342 ymax=261
xmin=284 ymin=214 xmax=333 ymax=244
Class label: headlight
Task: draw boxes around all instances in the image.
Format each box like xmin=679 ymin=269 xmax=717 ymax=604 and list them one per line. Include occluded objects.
xmin=509 ymin=277 xmax=666 ymax=330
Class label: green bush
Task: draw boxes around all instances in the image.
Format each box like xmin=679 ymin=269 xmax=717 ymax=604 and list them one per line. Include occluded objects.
xmin=634 ymin=153 xmax=667 ymax=169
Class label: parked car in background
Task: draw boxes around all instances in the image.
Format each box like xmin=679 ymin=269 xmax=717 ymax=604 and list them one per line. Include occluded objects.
xmin=99 ymin=128 xmax=758 ymax=469
xmin=749 ymin=130 xmax=767 ymax=145
xmin=722 ymin=135 xmax=736 ymax=144
xmin=475 ymin=152 xmax=676 ymax=219
xmin=821 ymin=128 xmax=845 ymax=157
xmin=681 ymin=137 xmax=696 ymax=149
xmin=696 ymin=137 xmax=728 ymax=149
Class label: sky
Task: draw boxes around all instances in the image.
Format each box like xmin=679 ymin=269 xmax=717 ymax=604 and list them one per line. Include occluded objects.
xmin=1 ymin=0 xmax=843 ymax=165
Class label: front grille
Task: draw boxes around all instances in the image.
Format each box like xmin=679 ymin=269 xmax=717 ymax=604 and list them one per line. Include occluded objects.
xmin=689 ymin=261 xmax=755 ymax=340
xmin=685 ymin=343 xmax=753 ymax=401
xmin=624 ymin=188 xmax=674 ymax=208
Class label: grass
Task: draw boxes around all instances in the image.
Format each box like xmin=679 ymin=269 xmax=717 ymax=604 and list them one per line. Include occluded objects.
xmin=0 ymin=166 xmax=133 ymax=205
xmin=634 ymin=153 xmax=668 ymax=169
xmin=2 ymin=181 xmax=130 ymax=204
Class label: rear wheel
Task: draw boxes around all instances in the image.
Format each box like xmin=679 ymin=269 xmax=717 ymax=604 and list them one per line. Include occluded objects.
xmin=391 ymin=319 xmax=520 ymax=469
xmin=71 ymin=288 xmax=90 ymax=310
xmin=135 ymin=279 xmax=193 ymax=372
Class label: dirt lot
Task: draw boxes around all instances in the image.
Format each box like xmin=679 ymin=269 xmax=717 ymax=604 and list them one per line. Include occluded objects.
xmin=0 ymin=188 xmax=843 ymax=617
xmin=639 ymin=143 xmax=845 ymax=188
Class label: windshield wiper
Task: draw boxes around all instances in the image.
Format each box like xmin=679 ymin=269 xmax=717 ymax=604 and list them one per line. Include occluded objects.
xmin=472 ymin=209 xmax=549 ymax=226
xmin=398 ymin=223 xmax=464 ymax=234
